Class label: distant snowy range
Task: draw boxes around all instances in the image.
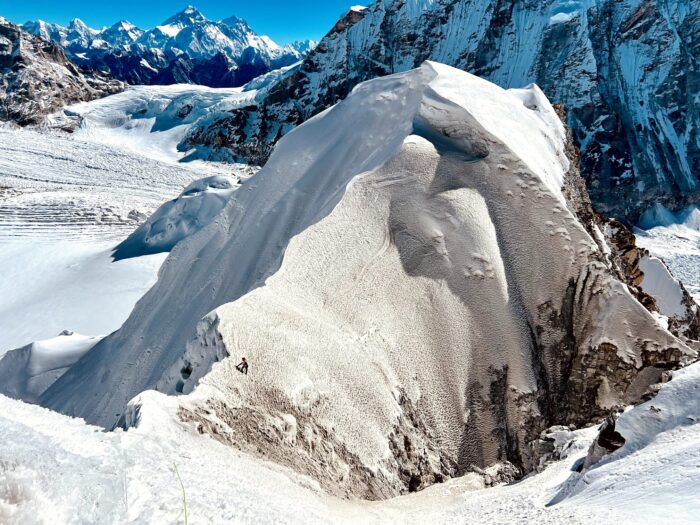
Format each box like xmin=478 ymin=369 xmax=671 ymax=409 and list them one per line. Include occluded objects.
xmin=22 ymin=6 xmax=316 ymax=87
xmin=1 ymin=2 xmax=700 ymax=524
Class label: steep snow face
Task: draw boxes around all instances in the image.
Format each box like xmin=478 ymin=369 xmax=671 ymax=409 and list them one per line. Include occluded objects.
xmin=22 ymin=7 xmax=309 ymax=88
xmin=185 ymin=0 xmax=700 ymax=221
xmin=636 ymin=204 xmax=700 ymax=303
xmin=0 ymin=19 xmax=123 ymax=125
xmin=40 ymin=64 xmax=689 ymax=499
xmin=639 ymin=256 xmax=686 ymax=318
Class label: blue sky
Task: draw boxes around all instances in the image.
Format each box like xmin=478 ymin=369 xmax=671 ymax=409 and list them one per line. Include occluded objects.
xmin=0 ymin=1 xmax=368 ymax=44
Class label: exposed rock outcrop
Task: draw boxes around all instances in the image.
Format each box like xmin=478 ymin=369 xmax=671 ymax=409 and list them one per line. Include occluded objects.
xmin=0 ymin=18 xmax=123 ymax=125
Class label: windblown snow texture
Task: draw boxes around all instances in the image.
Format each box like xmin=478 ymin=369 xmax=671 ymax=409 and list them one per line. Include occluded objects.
xmin=41 ymin=64 xmax=689 ymax=499
xmin=183 ymin=0 xmax=700 ymax=221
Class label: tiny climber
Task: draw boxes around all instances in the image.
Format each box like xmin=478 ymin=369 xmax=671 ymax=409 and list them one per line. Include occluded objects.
xmin=235 ymin=357 xmax=249 ymax=375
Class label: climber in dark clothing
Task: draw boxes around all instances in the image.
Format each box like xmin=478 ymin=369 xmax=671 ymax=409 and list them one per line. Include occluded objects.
xmin=236 ymin=357 xmax=249 ymax=375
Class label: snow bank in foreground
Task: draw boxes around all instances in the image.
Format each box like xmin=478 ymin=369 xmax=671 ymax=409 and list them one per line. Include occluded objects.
xmin=113 ymin=175 xmax=238 ymax=260
xmin=556 ymin=361 xmax=700 ymax=523
xmin=2 ymin=386 xmax=700 ymax=523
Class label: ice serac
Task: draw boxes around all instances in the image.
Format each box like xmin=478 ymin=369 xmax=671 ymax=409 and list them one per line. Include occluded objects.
xmin=0 ymin=18 xmax=123 ymax=125
xmin=112 ymin=175 xmax=238 ymax=260
xmin=42 ymin=63 xmax=691 ymax=498
xmin=183 ymin=0 xmax=700 ymax=221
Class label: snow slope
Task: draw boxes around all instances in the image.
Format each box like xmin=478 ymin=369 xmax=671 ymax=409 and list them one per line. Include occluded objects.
xmin=2 ymin=359 xmax=700 ymax=523
xmin=637 ymin=205 xmax=700 ymax=303
xmin=555 ymin=361 xmax=700 ymax=523
xmin=0 ymin=332 xmax=102 ymax=402
xmin=0 ymin=240 xmax=165 ymax=354
xmin=0 ymin=120 xmax=240 ymax=353
xmin=0 ymin=76 xmax=260 ymax=352
xmin=39 ymin=64 xmax=689 ymax=500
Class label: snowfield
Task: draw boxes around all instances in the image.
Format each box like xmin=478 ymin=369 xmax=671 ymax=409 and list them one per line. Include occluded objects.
xmin=62 ymin=83 xmax=255 ymax=166
xmin=0 ymin=125 xmax=195 ymax=353
xmin=2 ymin=362 xmax=699 ymax=523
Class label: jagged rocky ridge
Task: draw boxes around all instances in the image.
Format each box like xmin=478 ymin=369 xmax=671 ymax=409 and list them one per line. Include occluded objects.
xmin=182 ymin=0 xmax=700 ymax=221
xmin=0 ymin=18 xmax=123 ymax=125
xmin=22 ymin=6 xmax=315 ymax=88
xmin=33 ymin=63 xmax=694 ymax=499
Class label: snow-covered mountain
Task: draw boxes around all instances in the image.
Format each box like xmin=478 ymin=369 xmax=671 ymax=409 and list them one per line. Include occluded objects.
xmin=22 ymin=63 xmax=690 ymax=500
xmin=183 ymin=0 xmax=700 ymax=221
xmin=22 ymin=6 xmax=316 ymax=88
xmin=0 ymin=18 xmax=123 ymax=125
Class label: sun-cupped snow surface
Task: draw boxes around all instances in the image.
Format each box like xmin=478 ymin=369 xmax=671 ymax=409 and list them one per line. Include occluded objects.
xmin=39 ymin=61 xmax=572 ymax=428
xmin=63 ymin=84 xmax=256 ymax=165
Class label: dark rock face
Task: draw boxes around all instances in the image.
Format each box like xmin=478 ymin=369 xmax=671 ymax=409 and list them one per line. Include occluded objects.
xmin=0 ymin=18 xmax=123 ymax=125
xmin=183 ymin=0 xmax=700 ymax=220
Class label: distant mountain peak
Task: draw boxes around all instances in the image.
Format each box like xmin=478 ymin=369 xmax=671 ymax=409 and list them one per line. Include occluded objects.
xmin=113 ymin=20 xmax=137 ymax=30
xmin=20 ymin=6 xmax=313 ymax=89
xmin=163 ymin=5 xmax=206 ymax=26
xmin=68 ymin=18 xmax=90 ymax=30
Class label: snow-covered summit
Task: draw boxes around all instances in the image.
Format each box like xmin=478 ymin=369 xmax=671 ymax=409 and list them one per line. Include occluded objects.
xmin=21 ymin=7 xmax=312 ymax=88
xmin=162 ymin=5 xmax=207 ymax=28
xmin=38 ymin=62 xmax=690 ymax=498
xmin=188 ymin=0 xmax=700 ymax=221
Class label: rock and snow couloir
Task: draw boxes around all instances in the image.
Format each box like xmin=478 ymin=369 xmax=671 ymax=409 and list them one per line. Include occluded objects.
xmin=33 ymin=63 xmax=692 ymax=498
